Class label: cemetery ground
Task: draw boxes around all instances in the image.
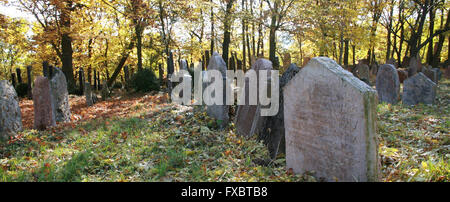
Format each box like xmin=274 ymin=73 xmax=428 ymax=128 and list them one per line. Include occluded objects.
xmin=0 ymin=80 xmax=448 ymax=182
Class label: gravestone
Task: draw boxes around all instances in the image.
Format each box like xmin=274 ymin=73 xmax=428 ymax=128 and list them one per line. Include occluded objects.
xmin=33 ymin=76 xmax=56 ymax=130
xmin=433 ymin=68 xmax=442 ymax=81
xmin=402 ymin=73 xmax=437 ymax=106
xmin=397 ymin=69 xmax=408 ymax=83
xmin=261 ymin=63 xmax=300 ymax=159
xmin=206 ymin=52 xmax=230 ymax=129
xmin=423 ymin=67 xmax=439 ymax=84
xmin=408 ymin=56 xmax=422 ymax=77
xmin=355 ymin=63 xmax=370 ymax=82
xmin=386 ymin=58 xmax=398 ymax=68
xmin=284 ymin=57 xmax=379 ymax=182
xmin=84 ymin=82 xmax=95 ymax=107
xmin=50 ymin=67 xmax=71 ymax=123
xmin=376 ymin=64 xmax=400 ymax=104
xmin=0 ymin=80 xmax=23 ymax=139
xmin=235 ymin=58 xmax=273 ymax=138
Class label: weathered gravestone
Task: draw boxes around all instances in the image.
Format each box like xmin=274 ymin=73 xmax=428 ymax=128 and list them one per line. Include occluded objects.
xmin=235 ymin=58 xmax=273 ymax=137
xmin=205 ymin=52 xmax=229 ymax=128
xmin=84 ymin=82 xmax=96 ymax=107
xmin=423 ymin=67 xmax=439 ymax=84
xmin=261 ymin=63 xmax=300 ymax=159
xmin=0 ymin=80 xmax=23 ymax=139
xmin=50 ymin=67 xmax=71 ymax=123
xmin=386 ymin=58 xmax=398 ymax=68
xmin=408 ymin=56 xmax=422 ymax=77
xmin=402 ymin=73 xmax=436 ymax=106
xmin=355 ymin=63 xmax=370 ymax=84
xmin=33 ymin=76 xmax=56 ymax=130
xmin=284 ymin=57 xmax=379 ymax=182
xmin=376 ymin=64 xmax=400 ymax=104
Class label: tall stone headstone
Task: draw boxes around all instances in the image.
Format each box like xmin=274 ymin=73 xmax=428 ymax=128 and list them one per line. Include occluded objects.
xmin=205 ymin=52 xmax=230 ymax=129
xmin=355 ymin=63 xmax=370 ymax=83
xmin=0 ymin=80 xmax=23 ymax=139
xmin=235 ymin=58 xmax=273 ymax=138
xmin=33 ymin=76 xmax=56 ymax=130
xmin=402 ymin=73 xmax=437 ymax=106
xmin=50 ymin=67 xmax=71 ymax=123
xmin=284 ymin=57 xmax=379 ymax=182
xmin=261 ymin=63 xmax=300 ymax=159
xmin=84 ymin=82 xmax=95 ymax=107
xmin=408 ymin=55 xmax=422 ymax=77
xmin=376 ymin=64 xmax=400 ymax=104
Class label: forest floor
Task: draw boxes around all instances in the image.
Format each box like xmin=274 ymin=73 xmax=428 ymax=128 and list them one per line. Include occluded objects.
xmin=0 ymin=80 xmax=448 ymax=182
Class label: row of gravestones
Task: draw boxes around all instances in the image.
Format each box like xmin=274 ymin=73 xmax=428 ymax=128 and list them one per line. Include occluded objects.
xmin=202 ymin=53 xmax=378 ymax=182
xmin=204 ymin=53 xmax=444 ymax=181
xmin=0 ymin=66 xmax=71 ymax=139
xmin=0 ymin=64 xmax=108 ymax=139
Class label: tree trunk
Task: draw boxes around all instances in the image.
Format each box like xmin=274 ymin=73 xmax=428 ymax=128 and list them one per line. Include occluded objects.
xmin=222 ymin=0 xmax=234 ymax=67
xmin=60 ymin=3 xmax=75 ymax=92
xmin=107 ymin=40 xmax=135 ymax=87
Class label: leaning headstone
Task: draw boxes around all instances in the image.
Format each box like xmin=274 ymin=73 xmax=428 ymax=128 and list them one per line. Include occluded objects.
xmin=206 ymin=52 xmax=229 ymax=129
xmin=402 ymin=73 xmax=437 ymax=106
xmin=33 ymin=76 xmax=56 ymax=130
xmin=49 ymin=67 xmax=71 ymax=123
xmin=0 ymin=80 xmax=23 ymax=139
xmin=376 ymin=64 xmax=400 ymax=104
xmin=284 ymin=57 xmax=379 ymax=182
xmin=261 ymin=63 xmax=300 ymax=159
xmin=235 ymin=58 xmax=273 ymax=138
